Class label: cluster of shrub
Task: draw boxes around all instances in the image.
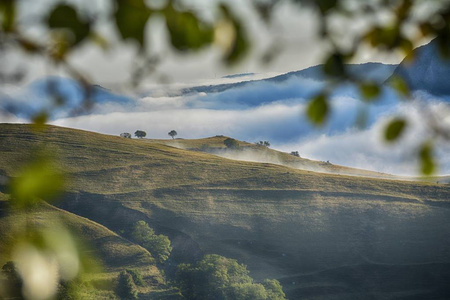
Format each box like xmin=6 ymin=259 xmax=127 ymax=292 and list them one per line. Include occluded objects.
xmin=1 ymin=220 xmax=287 ymax=300
xmin=123 ymin=220 xmax=286 ymax=300
xmin=256 ymin=141 xmax=271 ymax=147
xmin=120 ymin=130 xmax=178 ymax=139
xmin=290 ymin=151 xmax=300 ymax=157
xmin=131 ymin=221 xmax=172 ymax=264
xmin=116 ymin=269 xmax=145 ymax=300
xmin=175 ymin=255 xmax=286 ymax=300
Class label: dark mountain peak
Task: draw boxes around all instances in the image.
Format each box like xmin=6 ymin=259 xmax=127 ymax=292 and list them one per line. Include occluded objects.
xmin=269 ymin=62 xmax=397 ymax=83
xmin=391 ymin=38 xmax=450 ymax=95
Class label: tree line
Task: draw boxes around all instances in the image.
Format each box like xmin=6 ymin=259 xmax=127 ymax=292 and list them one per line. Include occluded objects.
xmin=120 ymin=130 xmax=178 ymax=139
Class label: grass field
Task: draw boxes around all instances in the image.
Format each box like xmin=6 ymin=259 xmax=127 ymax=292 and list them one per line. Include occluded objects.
xmin=1 ymin=124 xmax=449 ymax=299
xmin=150 ymin=136 xmax=403 ymax=180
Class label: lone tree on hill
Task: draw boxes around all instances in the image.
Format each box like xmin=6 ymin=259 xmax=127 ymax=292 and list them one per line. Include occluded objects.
xmin=224 ymin=138 xmax=239 ymax=149
xmin=168 ymin=130 xmax=177 ymax=139
xmin=134 ymin=130 xmax=146 ymax=139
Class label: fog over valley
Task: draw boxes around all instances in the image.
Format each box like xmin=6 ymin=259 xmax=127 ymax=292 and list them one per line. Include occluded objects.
xmin=2 ymin=46 xmax=450 ymax=175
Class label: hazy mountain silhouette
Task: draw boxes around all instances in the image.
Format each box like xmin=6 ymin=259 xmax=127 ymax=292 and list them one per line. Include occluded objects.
xmin=180 ymin=63 xmax=397 ymax=96
xmin=391 ymin=38 xmax=450 ymax=95
xmin=0 ymin=77 xmax=132 ymax=120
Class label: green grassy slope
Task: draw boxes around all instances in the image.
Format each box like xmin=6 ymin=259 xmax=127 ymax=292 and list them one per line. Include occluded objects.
xmin=0 ymin=202 xmax=154 ymax=269
xmin=0 ymin=201 xmax=174 ymax=298
xmin=150 ymin=136 xmax=399 ymax=179
xmin=1 ymin=124 xmax=450 ymax=299
xmin=0 ymin=200 xmax=177 ymax=299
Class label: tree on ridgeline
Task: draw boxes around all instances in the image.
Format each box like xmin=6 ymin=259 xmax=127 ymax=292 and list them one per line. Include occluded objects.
xmin=168 ymin=130 xmax=178 ymax=139
xmin=134 ymin=130 xmax=146 ymax=139
xmin=224 ymin=138 xmax=239 ymax=149
xmin=256 ymin=141 xmax=270 ymax=148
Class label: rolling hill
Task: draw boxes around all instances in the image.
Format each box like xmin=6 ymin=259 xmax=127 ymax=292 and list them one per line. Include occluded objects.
xmin=149 ymin=136 xmax=399 ymax=180
xmin=1 ymin=124 xmax=450 ymax=299
xmin=0 ymin=195 xmax=180 ymax=299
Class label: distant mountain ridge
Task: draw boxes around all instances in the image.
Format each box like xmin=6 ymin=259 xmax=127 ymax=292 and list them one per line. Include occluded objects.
xmin=222 ymin=72 xmax=255 ymax=79
xmin=179 ymin=63 xmax=397 ymax=96
xmin=268 ymin=62 xmax=397 ymax=83
xmin=182 ymin=39 xmax=450 ymax=98
xmin=0 ymin=77 xmax=132 ymax=120
xmin=3 ymin=39 xmax=450 ymax=125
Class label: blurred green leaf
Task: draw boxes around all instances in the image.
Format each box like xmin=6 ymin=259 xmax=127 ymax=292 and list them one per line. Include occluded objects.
xmin=47 ymin=4 xmax=90 ymax=46
xmin=419 ymin=142 xmax=435 ymax=175
xmin=390 ymin=76 xmax=410 ymax=98
xmin=9 ymin=223 xmax=99 ymax=299
xmin=165 ymin=3 xmax=214 ymax=52
xmin=255 ymin=2 xmax=274 ymax=23
xmin=223 ymin=20 xmax=249 ymax=64
xmin=0 ymin=0 xmax=16 ymax=32
xmin=218 ymin=4 xmax=250 ymax=65
xmin=364 ymin=25 xmax=400 ymax=49
xmin=360 ymin=82 xmax=381 ymax=101
xmin=395 ymin=0 xmax=412 ymax=21
xmin=384 ymin=118 xmax=407 ymax=142
xmin=90 ymin=32 xmax=110 ymax=51
xmin=437 ymin=35 xmax=450 ymax=58
xmin=17 ymin=38 xmax=40 ymax=54
xmin=114 ymin=0 xmax=152 ymax=48
xmin=31 ymin=112 xmax=48 ymax=131
xmin=307 ymin=93 xmax=329 ymax=126
xmin=399 ymin=38 xmax=413 ymax=55
xmin=419 ymin=22 xmax=434 ymax=37
xmin=323 ymin=53 xmax=345 ymax=78
xmin=9 ymin=158 xmax=65 ymax=208
xmin=316 ymin=0 xmax=338 ymax=15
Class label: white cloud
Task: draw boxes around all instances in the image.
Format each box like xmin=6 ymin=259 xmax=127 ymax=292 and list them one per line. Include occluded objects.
xmin=48 ymin=84 xmax=450 ymax=176
xmin=277 ymin=100 xmax=450 ymax=175
xmin=51 ymin=102 xmax=304 ymax=141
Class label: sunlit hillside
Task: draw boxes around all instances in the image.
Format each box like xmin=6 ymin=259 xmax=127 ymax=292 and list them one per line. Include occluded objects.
xmin=150 ymin=136 xmax=402 ymax=179
xmin=1 ymin=124 xmax=450 ymax=299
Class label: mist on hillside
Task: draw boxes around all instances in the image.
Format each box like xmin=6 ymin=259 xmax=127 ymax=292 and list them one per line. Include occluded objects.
xmin=204 ymin=147 xmax=332 ymax=174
